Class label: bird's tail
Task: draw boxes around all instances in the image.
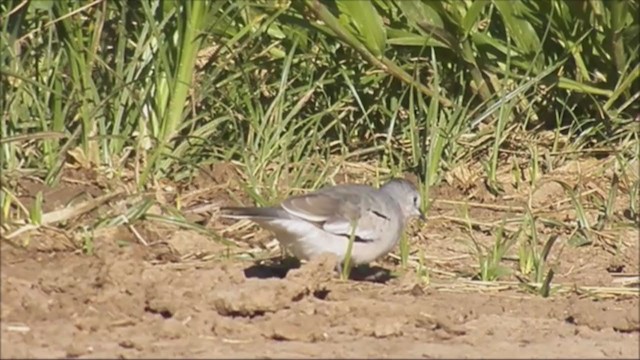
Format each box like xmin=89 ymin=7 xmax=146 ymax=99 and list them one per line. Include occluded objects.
xmin=219 ymin=206 xmax=289 ymax=220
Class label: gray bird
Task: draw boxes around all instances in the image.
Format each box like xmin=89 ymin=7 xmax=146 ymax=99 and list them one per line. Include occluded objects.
xmin=220 ymin=178 xmax=425 ymax=268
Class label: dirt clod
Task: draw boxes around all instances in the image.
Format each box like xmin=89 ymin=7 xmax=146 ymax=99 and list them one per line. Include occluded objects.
xmin=212 ymin=279 xmax=307 ymax=317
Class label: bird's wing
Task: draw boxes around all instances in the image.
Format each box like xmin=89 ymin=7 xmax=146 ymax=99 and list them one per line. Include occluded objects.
xmin=281 ymin=185 xmax=393 ymax=242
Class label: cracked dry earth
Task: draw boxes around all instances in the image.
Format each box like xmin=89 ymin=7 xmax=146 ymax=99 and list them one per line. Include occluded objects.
xmin=1 ymin=228 xmax=638 ymax=359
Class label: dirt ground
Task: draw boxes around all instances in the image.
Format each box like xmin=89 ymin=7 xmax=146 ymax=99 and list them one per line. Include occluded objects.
xmin=2 ymin=158 xmax=639 ymax=359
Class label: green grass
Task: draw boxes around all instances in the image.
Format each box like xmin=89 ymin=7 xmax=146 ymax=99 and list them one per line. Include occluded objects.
xmin=1 ymin=0 xmax=638 ymax=294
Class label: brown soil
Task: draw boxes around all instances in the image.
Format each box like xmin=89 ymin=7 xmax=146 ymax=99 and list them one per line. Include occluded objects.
xmin=1 ymin=158 xmax=639 ymax=359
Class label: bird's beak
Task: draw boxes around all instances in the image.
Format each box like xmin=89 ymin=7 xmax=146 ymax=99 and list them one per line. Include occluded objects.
xmin=418 ymin=209 xmax=426 ymax=221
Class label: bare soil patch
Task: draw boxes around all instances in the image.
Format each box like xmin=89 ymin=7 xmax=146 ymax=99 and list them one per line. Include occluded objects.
xmin=1 ymin=237 xmax=638 ymax=359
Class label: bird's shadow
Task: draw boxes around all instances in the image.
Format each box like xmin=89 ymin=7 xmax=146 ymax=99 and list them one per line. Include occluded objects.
xmin=243 ymin=257 xmax=301 ymax=279
xmin=243 ymin=257 xmax=395 ymax=283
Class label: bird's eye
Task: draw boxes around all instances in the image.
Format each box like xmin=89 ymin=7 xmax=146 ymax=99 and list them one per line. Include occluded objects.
xmin=413 ymin=196 xmax=418 ymax=205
